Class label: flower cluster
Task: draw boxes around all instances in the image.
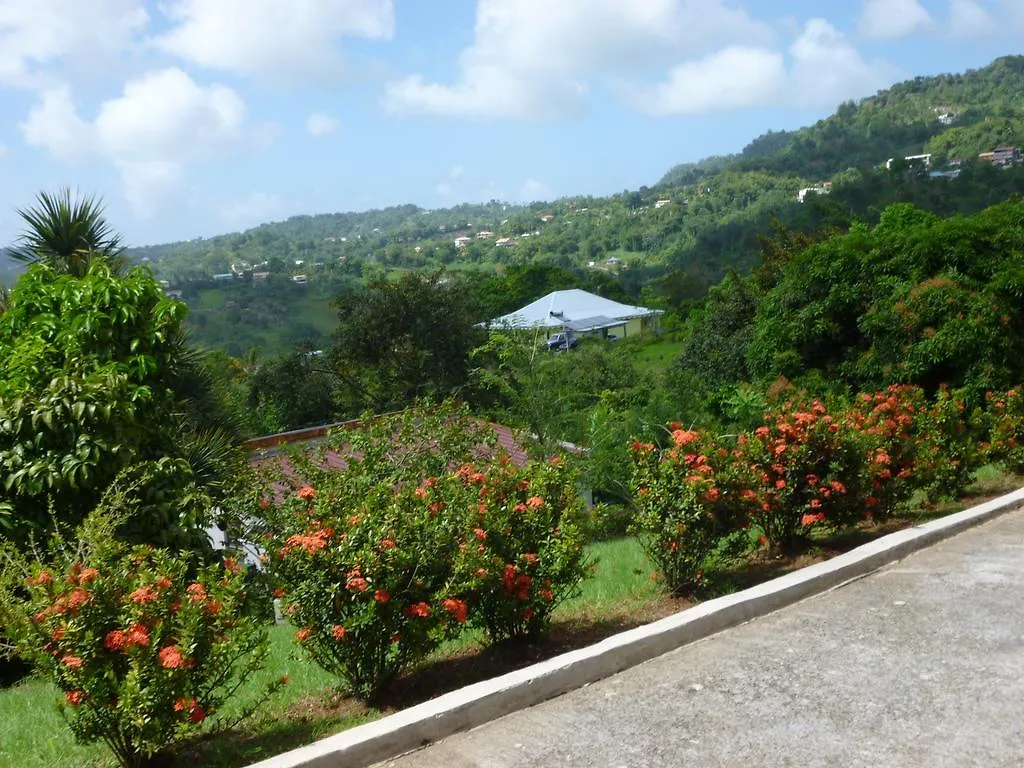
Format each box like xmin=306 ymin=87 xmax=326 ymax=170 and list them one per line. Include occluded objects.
xmin=1 ymin=532 xmax=270 ymax=768
xmin=254 ymin=404 xmax=590 ymax=699
xmin=631 ymin=385 xmax=992 ymax=594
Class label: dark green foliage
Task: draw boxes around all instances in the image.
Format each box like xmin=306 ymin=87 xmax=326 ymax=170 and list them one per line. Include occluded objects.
xmin=332 ymin=271 xmax=487 ymax=412
xmin=746 ymin=199 xmax=1024 ymax=396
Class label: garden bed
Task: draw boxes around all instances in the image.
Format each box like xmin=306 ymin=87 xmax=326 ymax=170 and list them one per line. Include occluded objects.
xmin=2 ymin=471 xmax=1018 ymax=768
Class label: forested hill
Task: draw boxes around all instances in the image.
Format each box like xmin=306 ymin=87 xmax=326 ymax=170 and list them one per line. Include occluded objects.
xmin=110 ymin=54 xmax=1024 ymax=356
xmin=660 ymin=55 xmax=1024 ymax=186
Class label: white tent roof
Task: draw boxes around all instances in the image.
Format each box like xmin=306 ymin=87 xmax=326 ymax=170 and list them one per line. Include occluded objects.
xmin=489 ymin=289 xmax=662 ymax=330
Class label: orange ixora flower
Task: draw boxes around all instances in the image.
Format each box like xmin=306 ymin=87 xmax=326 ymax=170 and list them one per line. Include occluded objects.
xmin=65 ymin=690 xmax=84 ymax=705
xmin=525 ymin=496 xmax=545 ymax=509
xmin=297 ymin=486 xmax=316 ymax=500
xmin=379 ymin=538 xmax=396 ymax=549
xmin=295 ymin=627 xmax=312 ymax=642
xmin=60 ymin=654 xmax=84 ymax=670
xmin=104 ymin=630 xmax=128 ymax=652
xmin=332 ymin=624 xmax=347 ymax=640
xmin=78 ymin=568 xmax=99 ymax=584
xmin=130 ymin=586 xmax=159 ymax=605
xmin=186 ymin=583 xmax=208 ymax=603
xmin=125 ymin=623 xmax=150 ymax=648
xmin=441 ymin=598 xmax=468 ymax=624
xmin=403 ymin=602 xmax=431 ymax=619
xmin=158 ymin=645 xmax=190 ymax=670
xmin=155 ymin=576 xmax=173 ymax=590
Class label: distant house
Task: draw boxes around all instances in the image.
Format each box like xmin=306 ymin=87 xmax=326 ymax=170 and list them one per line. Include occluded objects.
xmin=487 ymin=288 xmax=662 ymax=339
xmin=252 ymin=271 xmax=270 ymax=281
xmin=983 ymin=146 xmax=1023 ymax=168
xmin=292 ymin=275 xmax=308 ymax=284
xmin=212 ymin=273 xmax=234 ymax=281
xmin=454 ymin=236 xmax=472 ymax=248
xmin=476 ymin=231 xmax=494 ymax=239
xmin=495 ymin=237 xmax=515 ymax=247
xmin=886 ymin=153 xmax=933 ymax=170
xmin=540 ymin=214 xmax=555 ymax=222
xmin=654 ymin=199 xmax=672 ymax=209
xmin=797 ymin=182 xmax=831 ymax=203
xmin=606 ymin=256 xmax=621 ymax=265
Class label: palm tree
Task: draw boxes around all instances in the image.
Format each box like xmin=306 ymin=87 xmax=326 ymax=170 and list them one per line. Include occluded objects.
xmin=8 ymin=188 xmax=126 ymax=276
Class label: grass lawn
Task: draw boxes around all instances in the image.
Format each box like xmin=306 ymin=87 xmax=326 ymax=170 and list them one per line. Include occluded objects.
xmin=625 ymin=336 xmax=686 ymax=374
xmin=3 ymin=469 xmax=1020 ymax=767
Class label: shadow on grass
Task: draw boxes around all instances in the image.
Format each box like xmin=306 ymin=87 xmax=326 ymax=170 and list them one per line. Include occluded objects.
xmin=171 ymin=606 xmax=688 ymax=768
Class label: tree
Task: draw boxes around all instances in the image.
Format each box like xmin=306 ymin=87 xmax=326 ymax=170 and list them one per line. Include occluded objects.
xmin=8 ymin=189 xmax=126 ymax=277
xmin=331 ymin=271 xmax=486 ymax=411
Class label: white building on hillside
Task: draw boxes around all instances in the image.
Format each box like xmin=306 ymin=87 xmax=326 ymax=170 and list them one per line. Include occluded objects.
xmin=487 ymin=289 xmax=662 ymax=339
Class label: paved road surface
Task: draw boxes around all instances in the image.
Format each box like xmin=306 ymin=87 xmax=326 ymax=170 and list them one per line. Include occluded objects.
xmin=378 ymin=509 xmax=1024 ymax=768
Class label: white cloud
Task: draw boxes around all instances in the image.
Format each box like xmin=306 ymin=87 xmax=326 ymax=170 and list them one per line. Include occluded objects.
xmin=947 ymin=0 xmax=998 ymax=36
xmin=384 ymin=0 xmax=774 ymax=120
xmin=628 ymin=19 xmax=897 ymax=116
xmin=220 ymin=191 xmax=286 ymax=226
xmin=859 ymin=0 xmax=932 ymax=39
xmin=788 ymin=19 xmax=898 ymax=107
xmin=155 ymin=0 xmax=394 ymax=81
xmin=626 ymin=47 xmax=784 ymax=116
xmin=0 ymin=0 xmax=148 ymax=87
xmin=21 ymin=68 xmax=272 ymax=217
xmin=306 ymin=112 xmax=340 ymax=137
xmin=519 ymin=178 xmax=551 ymax=202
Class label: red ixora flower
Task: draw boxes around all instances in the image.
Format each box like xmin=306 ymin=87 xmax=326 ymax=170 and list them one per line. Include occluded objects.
xmin=403 ymin=602 xmax=431 ymax=619
xmin=155 ymin=576 xmax=173 ymax=590
xmin=801 ymin=512 xmax=827 ymax=527
xmin=126 ymin=623 xmax=150 ymax=648
xmin=104 ymin=630 xmax=128 ymax=652
xmin=441 ymin=598 xmax=468 ymax=624
xmin=526 ymin=496 xmax=545 ymax=509
xmin=672 ymin=429 xmax=700 ymax=447
xmin=295 ymin=627 xmax=312 ymax=642
xmin=187 ymin=583 xmax=208 ymax=603
xmin=297 ymin=486 xmax=316 ymax=500
xmin=379 ymin=538 xmax=396 ymax=550
xmin=347 ymin=577 xmax=369 ymax=592
xmin=78 ymin=568 xmax=99 ymax=584
xmin=129 ymin=586 xmax=158 ymax=605
xmin=332 ymin=624 xmax=347 ymax=640
xmin=60 ymin=654 xmax=84 ymax=670
xmin=374 ymin=589 xmax=390 ymax=603
xmin=65 ymin=690 xmax=84 ymax=705
xmin=158 ymin=645 xmax=190 ymax=670
xmin=29 ymin=569 xmax=54 ymax=587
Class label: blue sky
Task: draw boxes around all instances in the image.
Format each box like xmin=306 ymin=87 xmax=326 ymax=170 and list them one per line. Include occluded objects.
xmin=0 ymin=0 xmax=1021 ymax=246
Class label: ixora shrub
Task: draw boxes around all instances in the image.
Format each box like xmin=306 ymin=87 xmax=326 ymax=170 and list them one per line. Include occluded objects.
xmin=0 ymin=511 xmax=271 ymax=768
xmin=914 ymin=386 xmax=989 ymax=501
xmin=987 ymin=388 xmax=1024 ymax=473
xmin=736 ymin=401 xmax=871 ymax=552
xmin=263 ymin=481 xmax=466 ymax=701
xmin=253 ymin=403 xmax=591 ymax=697
xmin=629 ymin=427 xmax=742 ymax=595
xmin=450 ymin=456 xmax=590 ymax=642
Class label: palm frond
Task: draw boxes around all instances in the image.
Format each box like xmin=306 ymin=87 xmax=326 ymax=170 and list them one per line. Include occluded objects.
xmin=9 ymin=188 xmax=126 ymax=276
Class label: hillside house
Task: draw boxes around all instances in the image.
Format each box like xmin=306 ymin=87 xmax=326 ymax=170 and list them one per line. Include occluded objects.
xmin=476 ymin=231 xmax=494 ymax=239
xmin=886 ymin=153 xmax=933 ymax=170
xmin=495 ymin=237 xmax=515 ymax=247
xmin=487 ymin=288 xmax=662 ymax=339
xmin=654 ymin=199 xmax=672 ymax=209
xmin=982 ymin=146 xmax=1023 ymax=168
xmin=797 ymin=182 xmax=831 ymax=203
xmin=454 ymin=236 xmax=472 ymax=248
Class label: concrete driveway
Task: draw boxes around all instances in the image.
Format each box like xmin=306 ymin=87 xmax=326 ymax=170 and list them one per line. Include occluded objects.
xmin=378 ymin=509 xmax=1024 ymax=768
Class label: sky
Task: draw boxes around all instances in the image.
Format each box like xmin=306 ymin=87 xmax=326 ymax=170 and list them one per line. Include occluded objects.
xmin=0 ymin=0 xmax=1021 ymax=246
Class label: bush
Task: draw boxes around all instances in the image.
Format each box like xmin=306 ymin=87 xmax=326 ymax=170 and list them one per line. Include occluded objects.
xmin=451 ymin=456 xmax=590 ymax=642
xmin=988 ymin=387 xmax=1024 ymax=473
xmin=253 ymin=403 xmax=592 ymax=696
xmin=915 ymin=386 xmax=989 ymax=501
xmin=733 ymin=400 xmax=870 ymax=553
xmin=0 ymin=506 xmax=271 ymax=768
xmin=629 ymin=427 xmax=741 ymax=595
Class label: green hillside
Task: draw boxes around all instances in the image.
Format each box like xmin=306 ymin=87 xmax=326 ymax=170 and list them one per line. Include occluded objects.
xmin=119 ymin=55 xmax=1024 ymax=357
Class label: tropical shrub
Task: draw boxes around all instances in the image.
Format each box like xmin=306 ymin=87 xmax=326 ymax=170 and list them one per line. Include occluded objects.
xmin=253 ymin=403 xmax=592 ymax=695
xmin=630 ymin=427 xmax=742 ymax=594
xmin=261 ymin=480 xmax=466 ymax=701
xmin=451 ymin=456 xmax=590 ymax=642
xmin=987 ymin=387 xmax=1024 ymax=473
xmin=0 ymin=505 xmax=271 ymax=768
xmin=914 ymin=386 xmax=989 ymax=501
xmin=732 ymin=400 xmax=870 ymax=553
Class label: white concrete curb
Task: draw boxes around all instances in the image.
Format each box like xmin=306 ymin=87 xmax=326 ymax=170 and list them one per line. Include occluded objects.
xmin=247 ymin=486 xmax=1024 ymax=768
